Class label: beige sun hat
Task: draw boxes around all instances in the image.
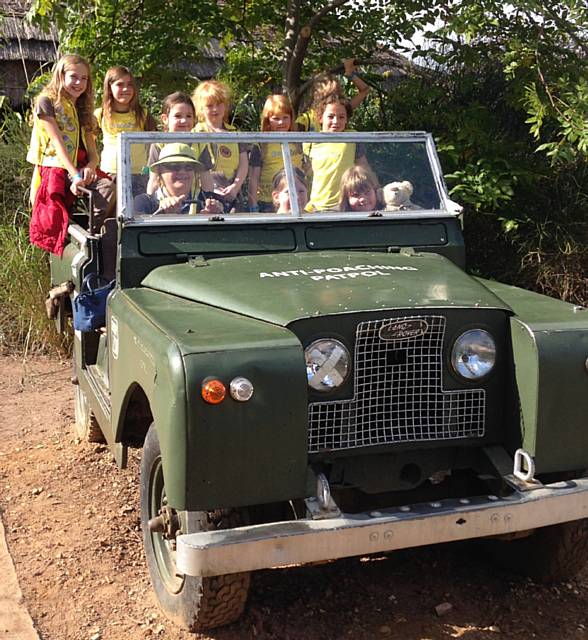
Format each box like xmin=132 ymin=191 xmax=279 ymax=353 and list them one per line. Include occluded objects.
xmin=150 ymin=143 xmax=205 ymax=173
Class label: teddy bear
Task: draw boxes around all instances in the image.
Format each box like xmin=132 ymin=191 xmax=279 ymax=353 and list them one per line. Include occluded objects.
xmin=381 ymin=180 xmax=420 ymax=211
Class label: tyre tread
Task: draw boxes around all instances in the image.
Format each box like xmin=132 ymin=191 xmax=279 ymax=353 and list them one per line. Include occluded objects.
xmin=187 ymin=509 xmax=250 ymax=631
xmin=490 ymin=519 xmax=588 ymax=583
xmin=140 ymin=425 xmax=250 ymax=631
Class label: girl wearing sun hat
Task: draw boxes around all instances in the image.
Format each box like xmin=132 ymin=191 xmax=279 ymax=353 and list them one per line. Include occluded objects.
xmin=133 ymin=143 xmax=206 ymax=215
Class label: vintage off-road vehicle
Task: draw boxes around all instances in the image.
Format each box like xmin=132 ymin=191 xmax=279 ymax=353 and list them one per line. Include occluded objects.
xmin=49 ymin=131 xmax=588 ymax=632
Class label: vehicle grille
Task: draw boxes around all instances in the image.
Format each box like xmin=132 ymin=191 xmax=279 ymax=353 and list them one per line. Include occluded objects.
xmin=308 ymin=315 xmax=485 ymax=453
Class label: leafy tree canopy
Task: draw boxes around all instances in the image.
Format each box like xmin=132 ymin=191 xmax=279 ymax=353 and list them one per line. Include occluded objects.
xmin=27 ymin=0 xmax=587 ymax=159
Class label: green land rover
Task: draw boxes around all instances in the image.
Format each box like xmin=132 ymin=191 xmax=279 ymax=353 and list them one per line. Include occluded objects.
xmin=48 ymin=131 xmax=588 ymax=632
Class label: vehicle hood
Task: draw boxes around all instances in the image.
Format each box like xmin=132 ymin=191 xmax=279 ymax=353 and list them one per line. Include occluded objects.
xmin=141 ymin=251 xmax=511 ymax=326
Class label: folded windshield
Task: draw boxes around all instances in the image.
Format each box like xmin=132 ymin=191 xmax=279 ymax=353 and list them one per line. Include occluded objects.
xmin=118 ymin=132 xmax=450 ymax=221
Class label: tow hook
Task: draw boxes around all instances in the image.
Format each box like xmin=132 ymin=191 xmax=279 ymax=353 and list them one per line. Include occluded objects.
xmin=305 ymin=472 xmax=341 ymax=520
xmin=504 ymin=448 xmax=542 ymax=492
xmin=148 ymin=505 xmax=180 ymax=539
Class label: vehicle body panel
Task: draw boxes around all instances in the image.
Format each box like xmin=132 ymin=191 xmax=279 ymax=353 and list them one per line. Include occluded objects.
xmin=110 ymin=288 xmax=308 ymax=509
xmin=481 ymin=279 xmax=588 ymax=472
xmin=142 ymin=251 xmax=511 ymax=326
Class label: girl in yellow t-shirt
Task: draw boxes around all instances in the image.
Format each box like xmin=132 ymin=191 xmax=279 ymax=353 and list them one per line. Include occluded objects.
xmin=296 ymin=58 xmax=370 ymax=132
xmin=94 ymin=66 xmax=156 ymax=198
xmin=192 ymin=80 xmax=248 ymax=213
xmin=304 ymin=95 xmax=369 ymax=211
xmin=27 ymin=54 xmax=101 ymax=254
xmin=147 ymin=92 xmax=198 ymax=195
xmin=248 ymin=94 xmax=303 ymax=213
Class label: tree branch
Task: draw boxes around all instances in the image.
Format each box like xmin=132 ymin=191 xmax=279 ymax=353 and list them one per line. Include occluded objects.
xmin=286 ymin=0 xmax=350 ymax=103
xmin=307 ymin=0 xmax=349 ymax=30
xmin=542 ymin=5 xmax=588 ymax=57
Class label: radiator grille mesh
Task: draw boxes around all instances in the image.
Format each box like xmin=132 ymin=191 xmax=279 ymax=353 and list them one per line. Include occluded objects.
xmin=308 ymin=315 xmax=485 ymax=453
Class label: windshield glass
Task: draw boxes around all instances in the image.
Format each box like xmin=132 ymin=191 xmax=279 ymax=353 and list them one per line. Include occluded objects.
xmin=119 ymin=132 xmax=449 ymax=221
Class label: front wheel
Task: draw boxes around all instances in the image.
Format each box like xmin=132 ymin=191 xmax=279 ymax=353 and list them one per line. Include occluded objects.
xmin=140 ymin=424 xmax=250 ymax=631
xmin=487 ymin=519 xmax=588 ymax=583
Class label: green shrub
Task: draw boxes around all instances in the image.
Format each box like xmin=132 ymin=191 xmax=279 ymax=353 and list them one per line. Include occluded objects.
xmin=0 ymin=107 xmax=68 ymax=355
xmin=353 ymin=69 xmax=588 ymax=306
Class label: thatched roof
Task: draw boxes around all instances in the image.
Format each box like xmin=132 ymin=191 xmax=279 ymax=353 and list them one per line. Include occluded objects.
xmin=1 ymin=16 xmax=58 ymax=40
xmin=0 ymin=0 xmax=58 ymax=62
xmin=0 ymin=0 xmax=26 ymax=16
xmin=1 ymin=38 xmax=57 ymax=61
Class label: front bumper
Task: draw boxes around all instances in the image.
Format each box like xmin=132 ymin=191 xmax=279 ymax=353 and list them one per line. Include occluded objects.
xmin=177 ymin=477 xmax=588 ymax=577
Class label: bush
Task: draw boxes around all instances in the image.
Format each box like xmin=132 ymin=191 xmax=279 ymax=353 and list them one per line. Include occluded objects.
xmin=353 ymin=68 xmax=588 ymax=306
xmin=0 ymin=107 xmax=68 ymax=356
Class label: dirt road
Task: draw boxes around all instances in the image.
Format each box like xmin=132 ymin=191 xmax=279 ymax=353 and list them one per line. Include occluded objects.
xmin=1 ymin=355 xmax=588 ymax=640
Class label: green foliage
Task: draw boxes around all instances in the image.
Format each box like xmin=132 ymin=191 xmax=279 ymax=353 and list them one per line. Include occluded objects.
xmin=445 ymin=159 xmax=517 ymax=211
xmin=425 ymin=0 xmax=588 ymax=162
xmin=0 ymin=109 xmax=68 ymax=355
xmin=353 ymin=54 xmax=587 ymax=304
xmin=30 ymin=0 xmax=222 ymax=86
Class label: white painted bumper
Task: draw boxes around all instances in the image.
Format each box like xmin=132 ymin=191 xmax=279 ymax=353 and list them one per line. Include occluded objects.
xmin=176 ymin=478 xmax=588 ymax=577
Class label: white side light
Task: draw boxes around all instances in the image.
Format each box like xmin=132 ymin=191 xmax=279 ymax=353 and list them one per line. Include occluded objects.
xmin=230 ymin=377 xmax=254 ymax=402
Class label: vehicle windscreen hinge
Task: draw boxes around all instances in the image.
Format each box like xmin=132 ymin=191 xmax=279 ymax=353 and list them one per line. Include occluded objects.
xmin=188 ymin=255 xmax=208 ymax=268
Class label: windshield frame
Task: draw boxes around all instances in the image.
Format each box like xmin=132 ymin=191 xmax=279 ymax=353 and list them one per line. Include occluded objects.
xmin=117 ymin=131 xmax=457 ymax=225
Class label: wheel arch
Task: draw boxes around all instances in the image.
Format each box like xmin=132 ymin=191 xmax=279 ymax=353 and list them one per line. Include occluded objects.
xmin=117 ymin=382 xmax=154 ymax=447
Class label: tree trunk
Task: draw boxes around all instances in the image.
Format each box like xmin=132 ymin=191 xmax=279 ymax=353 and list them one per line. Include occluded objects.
xmin=283 ymin=0 xmax=350 ymax=112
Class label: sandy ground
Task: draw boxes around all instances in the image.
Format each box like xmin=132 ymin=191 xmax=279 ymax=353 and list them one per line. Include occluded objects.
xmin=1 ymin=355 xmax=588 ymax=640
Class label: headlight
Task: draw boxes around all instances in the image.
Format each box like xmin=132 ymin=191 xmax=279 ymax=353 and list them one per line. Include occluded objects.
xmin=451 ymin=329 xmax=496 ymax=380
xmin=305 ymin=339 xmax=350 ymax=391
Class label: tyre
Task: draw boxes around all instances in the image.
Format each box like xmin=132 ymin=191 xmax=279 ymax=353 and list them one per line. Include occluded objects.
xmin=140 ymin=424 xmax=250 ymax=631
xmin=487 ymin=519 xmax=588 ymax=583
xmin=73 ymin=381 xmax=105 ymax=443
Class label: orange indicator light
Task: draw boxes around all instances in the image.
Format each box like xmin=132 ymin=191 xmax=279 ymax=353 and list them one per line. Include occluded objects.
xmin=201 ymin=379 xmax=226 ymax=404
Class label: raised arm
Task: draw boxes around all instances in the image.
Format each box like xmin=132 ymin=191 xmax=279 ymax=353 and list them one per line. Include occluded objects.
xmin=343 ymin=58 xmax=370 ymax=111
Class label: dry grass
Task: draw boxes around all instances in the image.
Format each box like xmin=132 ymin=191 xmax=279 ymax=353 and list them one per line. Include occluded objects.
xmin=0 ymin=108 xmax=69 ymax=356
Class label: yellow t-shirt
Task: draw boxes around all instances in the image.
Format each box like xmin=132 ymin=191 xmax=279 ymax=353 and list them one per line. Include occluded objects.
xmin=95 ymin=108 xmax=148 ymax=175
xmin=251 ymin=142 xmax=303 ymax=202
xmin=303 ymin=140 xmax=357 ymax=211
xmin=296 ymin=110 xmax=320 ymax=132
xmin=194 ymin=121 xmax=241 ymax=181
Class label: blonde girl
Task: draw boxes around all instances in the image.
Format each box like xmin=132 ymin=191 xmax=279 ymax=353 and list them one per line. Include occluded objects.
xmin=338 ymin=165 xmax=382 ymax=212
xmin=94 ymin=66 xmax=156 ymax=197
xmin=248 ymin=94 xmax=303 ymax=212
xmin=296 ymin=58 xmax=370 ymax=132
xmin=27 ymin=54 xmax=105 ymax=254
xmin=192 ymin=80 xmax=248 ymax=213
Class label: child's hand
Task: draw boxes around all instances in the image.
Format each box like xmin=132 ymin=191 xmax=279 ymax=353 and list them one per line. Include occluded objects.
xmin=69 ymin=174 xmax=85 ymax=196
xmin=80 ymin=166 xmax=96 ymax=185
xmin=159 ymin=194 xmax=186 ymax=213
xmin=201 ymin=198 xmax=223 ymax=214
xmin=217 ymin=181 xmax=241 ymax=201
